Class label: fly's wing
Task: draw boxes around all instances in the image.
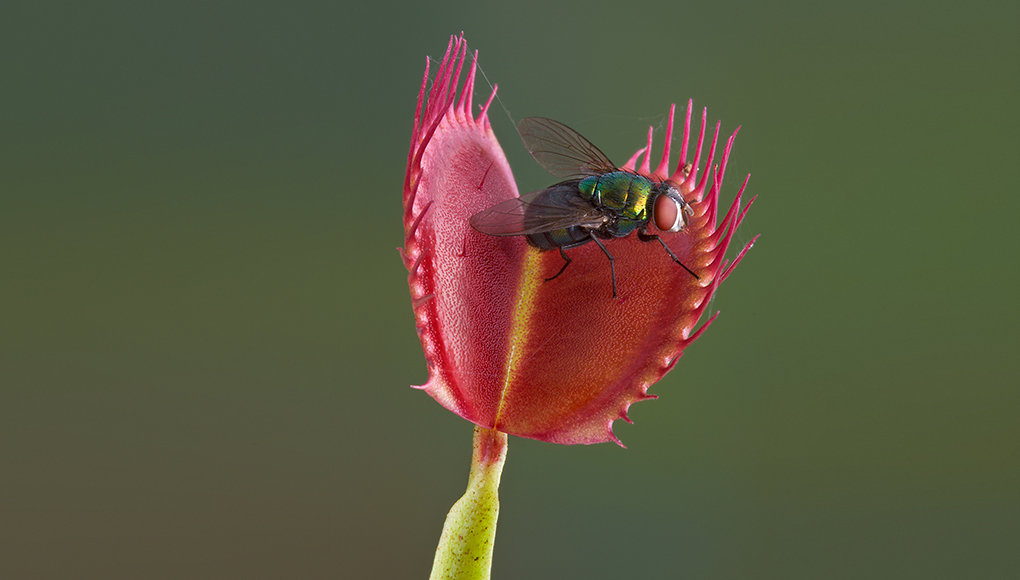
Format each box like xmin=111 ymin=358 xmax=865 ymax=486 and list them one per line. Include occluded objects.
xmin=518 ymin=117 xmax=618 ymax=179
xmin=470 ymin=184 xmax=606 ymax=236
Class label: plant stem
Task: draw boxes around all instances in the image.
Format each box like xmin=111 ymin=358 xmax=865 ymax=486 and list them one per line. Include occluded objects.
xmin=429 ymin=426 xmax=508 ymax=580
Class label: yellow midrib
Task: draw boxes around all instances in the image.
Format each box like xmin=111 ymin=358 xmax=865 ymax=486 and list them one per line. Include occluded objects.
xmin=492 ymin=248 xmax=542 ymax=428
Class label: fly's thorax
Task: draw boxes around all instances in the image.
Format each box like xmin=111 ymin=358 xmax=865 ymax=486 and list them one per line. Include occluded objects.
xmin=611 ymin=218 xmax=643 ymax=238
xmin=578 ymin=171 xmax=654 ymax=221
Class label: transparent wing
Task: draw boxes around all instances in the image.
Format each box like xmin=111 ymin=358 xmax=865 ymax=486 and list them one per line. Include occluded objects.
xmin=470 ymin=183 xmax=606 ymax=236
xmin=518 ymin=117 xmax=618 ymax=179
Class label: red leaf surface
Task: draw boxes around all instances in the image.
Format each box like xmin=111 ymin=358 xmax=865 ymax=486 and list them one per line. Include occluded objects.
xmin=403 ymin=36 xmax=756 ymax=445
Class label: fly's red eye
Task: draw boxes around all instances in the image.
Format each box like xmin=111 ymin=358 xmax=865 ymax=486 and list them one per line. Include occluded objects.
xmin=653 ymin=194 xmax=681 ymax=232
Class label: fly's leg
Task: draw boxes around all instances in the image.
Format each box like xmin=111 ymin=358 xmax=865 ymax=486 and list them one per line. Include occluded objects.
xmin=546 ymin=247 xmax=573 ymax=282
xmin=590 ymin=237 xmax=618 ymax=298
xmin=639 ymin=232 xmax=699 ymax=280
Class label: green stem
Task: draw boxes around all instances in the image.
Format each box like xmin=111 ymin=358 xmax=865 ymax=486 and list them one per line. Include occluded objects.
xmin=429 ymin=426 xmax=508 ymax=580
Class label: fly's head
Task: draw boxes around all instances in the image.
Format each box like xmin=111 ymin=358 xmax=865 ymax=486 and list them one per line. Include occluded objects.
xmin=652 ymin=182 xmax=694 ymax=233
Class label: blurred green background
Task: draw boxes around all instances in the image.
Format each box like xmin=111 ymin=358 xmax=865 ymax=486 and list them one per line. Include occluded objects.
xmin=2 ymin=1 xmax=1017 ymax=578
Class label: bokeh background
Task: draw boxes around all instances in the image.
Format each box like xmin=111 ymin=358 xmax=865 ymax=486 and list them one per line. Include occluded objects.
xmin=2 ymin=1 xmax=1017 ymax=578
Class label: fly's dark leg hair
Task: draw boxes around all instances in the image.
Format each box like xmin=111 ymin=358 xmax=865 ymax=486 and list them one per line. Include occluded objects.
xmin=590 ymin=236 xmax=618 ymax=298
xmin=639 ymin=231 xmax=699 ymax=280
xmin=546 ymin=247 xmax=573 ymax=282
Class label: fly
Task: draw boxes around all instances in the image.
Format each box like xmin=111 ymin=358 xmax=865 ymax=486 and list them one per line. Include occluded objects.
xmin=469 ymin=117 xmax=698 ymax=298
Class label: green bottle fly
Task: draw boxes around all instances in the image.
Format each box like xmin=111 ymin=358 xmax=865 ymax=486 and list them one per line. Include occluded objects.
xmin=470 ymin=117 xmax=697 ymax=298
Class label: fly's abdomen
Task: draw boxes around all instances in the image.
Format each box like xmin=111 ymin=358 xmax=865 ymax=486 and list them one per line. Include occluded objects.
xmin=527 ymin=226 xmax=590 ymax=250
xmin=522 ymin=184 xmax=596 ymax=250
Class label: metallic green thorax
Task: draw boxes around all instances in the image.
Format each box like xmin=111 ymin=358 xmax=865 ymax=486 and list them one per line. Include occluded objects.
xmin=578 ymin=171 xmax=654 ymax=237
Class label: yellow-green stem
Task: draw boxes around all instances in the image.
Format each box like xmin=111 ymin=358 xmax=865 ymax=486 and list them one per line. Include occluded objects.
xmin=429 ymin=426 xmax=508 ymax=580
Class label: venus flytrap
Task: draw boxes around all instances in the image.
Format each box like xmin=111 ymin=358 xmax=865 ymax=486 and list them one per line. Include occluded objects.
xmin=403 ymin=35 xmax=756 ymax=579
